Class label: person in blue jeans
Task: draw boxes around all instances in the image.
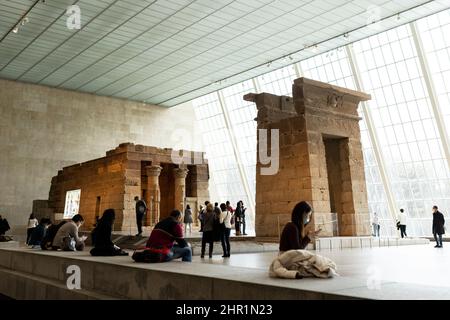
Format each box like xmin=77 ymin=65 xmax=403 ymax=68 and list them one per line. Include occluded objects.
xmin=146 ymin=210 xmax=192 ymax=262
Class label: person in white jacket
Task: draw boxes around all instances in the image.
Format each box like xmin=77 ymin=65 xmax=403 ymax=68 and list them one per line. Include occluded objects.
xmin=397 ymin=209 xmax=408 ymax=238
xmin=219 ymin=203 xmax=232 ymax=258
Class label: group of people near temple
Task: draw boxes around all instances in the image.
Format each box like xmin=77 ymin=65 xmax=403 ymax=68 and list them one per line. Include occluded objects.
xmin=0 ymin=198 xmax=446 ymax=273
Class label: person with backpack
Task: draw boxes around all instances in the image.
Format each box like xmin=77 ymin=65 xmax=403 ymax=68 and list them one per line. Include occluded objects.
xmin=28 ymin=218 xmax=52 ymax=248
xmin=141 ymin=210 xmax=191 ymax=262
xmin=135 ymin=196 xmax=147 ymax=237
xmin=219 ymin=203 xmax=232 ymax=258
xmin=398 ymin=209 xmax=408 ymax=238
xmin=90 ymin=209 xmax=128 ymax=256
xmin=26 ymin=213 xmax=38 ymax=245
xmin=52 ymin=214 xmax=87 ymax=251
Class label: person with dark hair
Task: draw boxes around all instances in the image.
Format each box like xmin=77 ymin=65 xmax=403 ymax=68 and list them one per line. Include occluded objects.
xmin=240 ymin=201 xmax=248 ymax=235
xmin=184 ymin=204 xmax=193 ymax=235
xmin=90 ymin=209 xmax=128 ymax=256
xmin=198 ymin=201 xmax=209 ymax=232
xmin=226 ymin=201 xmax=234 ymax=214
xmin=432 ymin=205 xmax=445 ymax=248
xmin=28 ymin=218 xmax=52 ymax=247
xmin=219 ymin=203 xmax=232 ymax=258
xmin=201 ymin=203 xmax=216 ymax=258
xmin=0 ymin=215 xmax=11 ymax=241
xmin=398 ymin=209 xmax=407 ymax=238
xmin=26 ymin=213 xmax=38 ymax=245
xmin=145 ymin=210 xmax=192 ymax=262
xmin=52 ymin=214 xmax=87 ymax=251
xmin=134 ymin=196 xmax=147 ymax=237
xmin=279 ymin=201 xmax=321 ymax=252
xmin=234 ymin=201 xmax=242 ymax=236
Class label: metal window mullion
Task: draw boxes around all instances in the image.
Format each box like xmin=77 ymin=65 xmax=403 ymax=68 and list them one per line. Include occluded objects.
xmin=410 ymin=21 xmax=450 ymax=172
xmin=294 ymin=62 xmax=303 ymax=78
xmin=346 ymin=45 xmax=400 ymax=222
xmin=216 ymin=90 xmax=256 ymax=224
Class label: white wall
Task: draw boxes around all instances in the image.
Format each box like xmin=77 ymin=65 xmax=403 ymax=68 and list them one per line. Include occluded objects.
xmin=0 ymin=79 xmax=203 ymax=228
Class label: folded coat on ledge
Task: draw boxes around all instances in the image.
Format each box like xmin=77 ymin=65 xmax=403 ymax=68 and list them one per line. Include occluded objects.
xmin=269 ymin=250 xmax=338 ymax=279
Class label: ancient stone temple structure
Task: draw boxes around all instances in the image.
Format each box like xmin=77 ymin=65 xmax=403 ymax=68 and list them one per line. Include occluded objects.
xmin=46 ymin=143 xmax=209 ymax=232
xmin=244 ymin=78 xmax=371 ymax=238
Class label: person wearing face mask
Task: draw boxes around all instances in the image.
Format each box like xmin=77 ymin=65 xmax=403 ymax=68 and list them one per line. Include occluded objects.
xmin=432 ymin=205 xmax=445 ymax=248
xmin=279 ymin=201 xmax=321 ymax=253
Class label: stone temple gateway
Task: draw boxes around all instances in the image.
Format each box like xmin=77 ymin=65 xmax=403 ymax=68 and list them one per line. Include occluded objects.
xmin=45 ymin=143 xmax=209 ymax=232
xmin=245 ymin=78 xmax=371 ymax=239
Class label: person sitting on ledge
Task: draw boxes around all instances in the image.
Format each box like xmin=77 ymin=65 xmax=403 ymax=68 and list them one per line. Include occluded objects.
xmin=279 ymin=201 xmax=322 ymax=253
xmin=28 ymin=218 xmax=52 ymax=248
xmin=52 ymin=214 xmax=87 ymax=251
xmin=90 ymin=209 xmax=128 ymax=256
xmin=0 ymin=215 xmax=11 ymax=236
xmin=0 ymin=215 xmax=12 ymax=242
xmin=145 ymin=210 xmax=192 ymax=262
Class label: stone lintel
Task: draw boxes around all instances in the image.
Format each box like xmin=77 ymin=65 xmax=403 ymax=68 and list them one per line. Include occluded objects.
xmin=294 ymin=77 xmax=371 ymax=102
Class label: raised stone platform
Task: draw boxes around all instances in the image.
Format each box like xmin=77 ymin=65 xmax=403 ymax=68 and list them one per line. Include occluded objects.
xmin=1 ymin=242 xmax=449 ymax=300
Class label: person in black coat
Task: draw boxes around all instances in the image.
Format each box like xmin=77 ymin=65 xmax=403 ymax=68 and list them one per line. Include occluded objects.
xmin=432 ymin=205 xmax=445 ymax=248
xmin=0 ymin=215 xmax=10 ymax=236
xmin=28 ymin=218 xmax=52 ymax=247
xmin=90 ymin=209 xmax=128 ymax=256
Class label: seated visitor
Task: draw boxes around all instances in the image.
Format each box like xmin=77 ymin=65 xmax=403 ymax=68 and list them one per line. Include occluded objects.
xmin=0 ymin=215 xmax=11 ymax=236
xmin=0 ymin=215 xmax=12 ymax=242
xmin=52 ymin=214 xmax=87 ymax=251
xmin=279 ymin=201 xmax=321 ymax=252
xmin=145 ymin=210 xmax=192 ymax=262
xmin=28 ymin=218 xmax=52 ymax=247
xmin=90 ymin=209 xmax=128 ymax=256
xmin=41 ymin=220 xmax=67 ymax=250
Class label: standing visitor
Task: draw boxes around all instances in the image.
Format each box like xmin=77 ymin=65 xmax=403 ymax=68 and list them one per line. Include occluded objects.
xmin=134 ymin=196 xmax=147 ymax=237
xmin=219 ymin=203 xmax=232 ymax=258
xmin=184 ymin=204 xmax=193 ymax=235
xmin=26 ymin=213 xmax=38 ymax=244
xmin=234 ymin=201 xmax=242 ymax=236
xmin=398 ymin=209 xmax=407 ymax=238
xmin=201 ymin=203 xmax=216 ymax=258
xmin=432 ymin=205 xmax=445 ymax=248
xmin=372 ymin=212 xmax=380 ymax=237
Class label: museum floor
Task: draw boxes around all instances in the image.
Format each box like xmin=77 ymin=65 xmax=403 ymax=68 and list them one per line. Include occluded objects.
xmin=1 ymin=241 xmax=449 ymax=300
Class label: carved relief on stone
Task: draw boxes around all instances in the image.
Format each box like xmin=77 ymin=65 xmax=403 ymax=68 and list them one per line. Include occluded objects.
xmin=327 ymin=94 xmax=344 ymax=108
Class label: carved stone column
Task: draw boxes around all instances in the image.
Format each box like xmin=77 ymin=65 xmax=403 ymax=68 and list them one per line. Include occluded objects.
xmin=173 ymin=168 xmax=189 ymax=212
xmin=146 ymin=165 xmax=162 ymax=225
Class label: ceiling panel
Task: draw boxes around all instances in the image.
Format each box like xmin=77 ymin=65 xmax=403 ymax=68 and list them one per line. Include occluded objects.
xmin=0 ymin=0 xmax=449 ymax=107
